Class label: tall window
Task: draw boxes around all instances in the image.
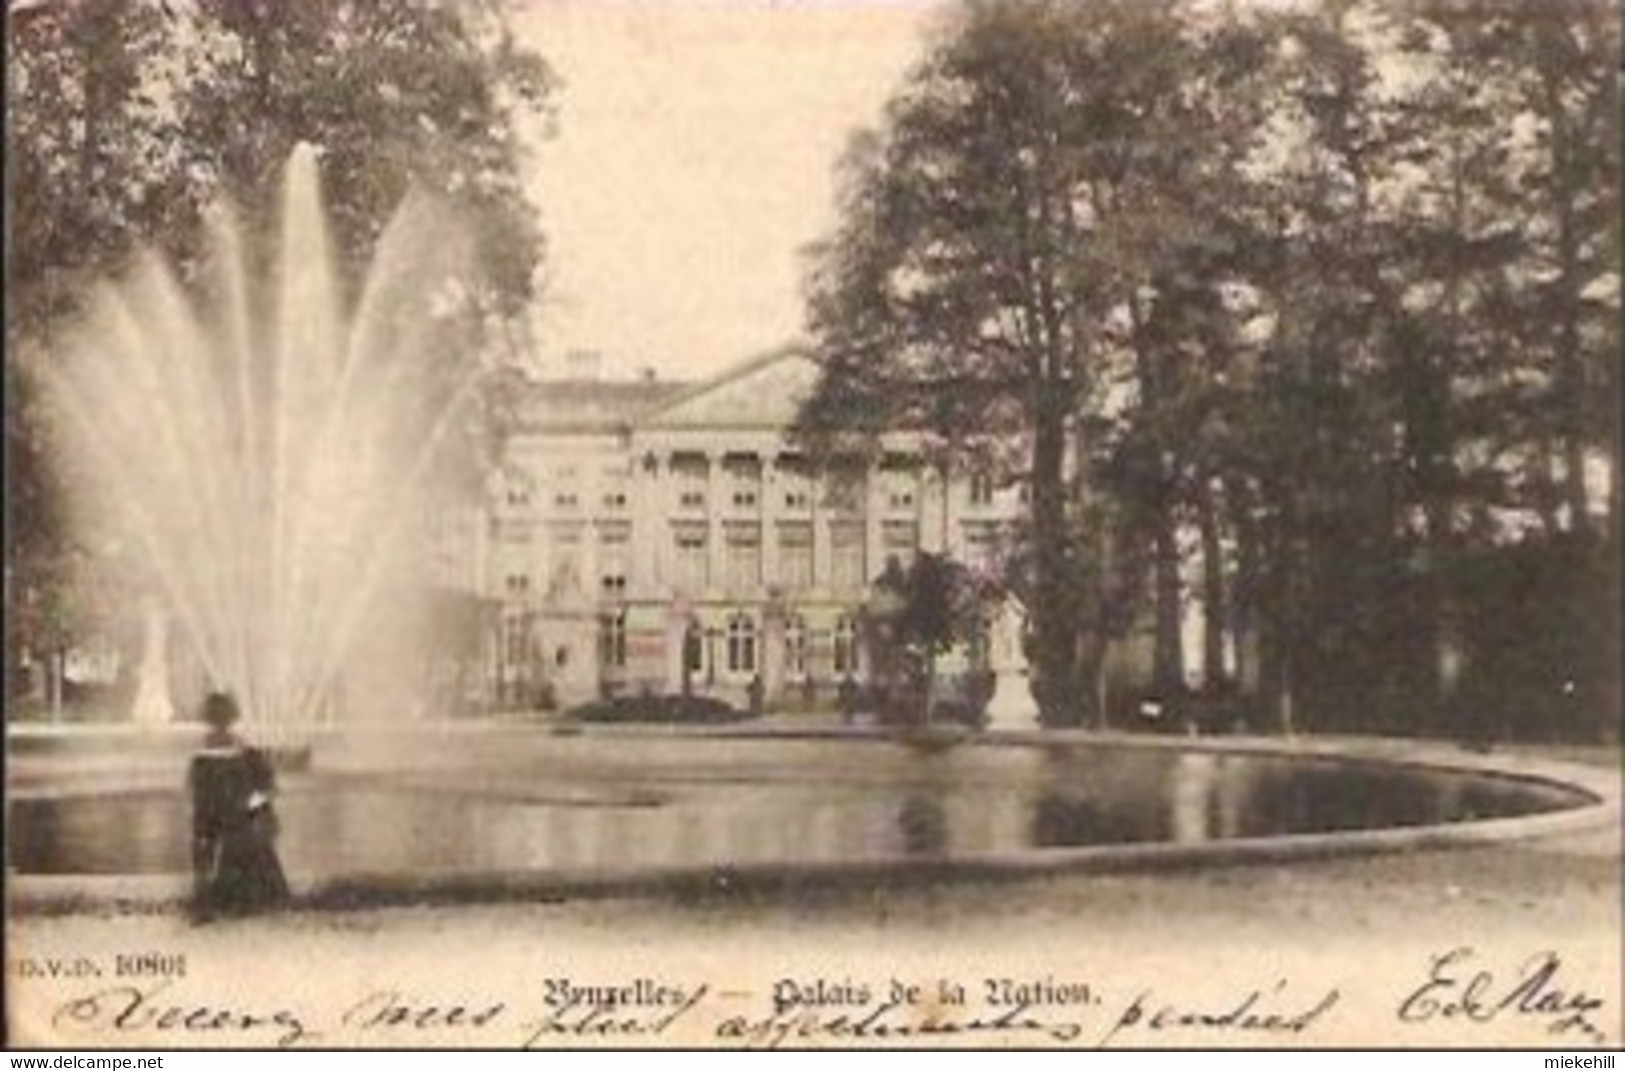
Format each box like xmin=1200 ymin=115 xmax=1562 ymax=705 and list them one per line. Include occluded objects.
xmin=599 ymin=523 xmax=630 ymax=595
xmin=502 ymin=612 xmax=531 ymax=671
xmin=777 ymin=522 xmax=814 ymax=590
xmin=833 ymin=614 xmax=857 ymax=676
xmin=962 ymin=520 xmax=999 ymax=571
xmin=598 ymin=610 xmax=627 ymax=669
xmin=724 ymin=523 xmax=762 ymax=591
xmin=881 ymin=459 xmax=919 ymax=511
xmin=726 ymin=612 xmax=757 ymax=674
xmin=673 ymin=456 xmax=707 ymax=510
xmin=672 ymin=522 xmax=708 ymax=592
xmin=882 ymin=520 xmax=919 ymax=570
xmin=725 ymin=454 xmax=762 ymax=512
xmin=830 ymin=521 xmax=866 ymax=591
xmin=968 ymin=471 xmax=995 ymax=507
xmin=783 ymin=614 xmax=807 ymax=678
xmin=778 ymin=458 xmax=813 ymax=512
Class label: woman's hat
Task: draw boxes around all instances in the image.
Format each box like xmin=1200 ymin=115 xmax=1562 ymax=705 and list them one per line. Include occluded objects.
xmin=202 ymin=691 xmax=242 ymax=728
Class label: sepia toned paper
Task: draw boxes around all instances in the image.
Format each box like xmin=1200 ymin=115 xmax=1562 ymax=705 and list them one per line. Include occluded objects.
xmin=6 ymin=0 xmax=1620 ymax=1052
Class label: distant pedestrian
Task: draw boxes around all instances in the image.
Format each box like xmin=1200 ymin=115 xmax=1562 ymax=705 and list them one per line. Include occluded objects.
xmin=747 ymin=673 xmax=766 ymax=717
xmin=838 ymin=675 xmax=859 ymax=724
xmin=189 ymin=692 xmax=290 ymax=920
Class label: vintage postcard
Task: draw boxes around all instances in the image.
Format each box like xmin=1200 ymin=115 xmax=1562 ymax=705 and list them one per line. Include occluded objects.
xmin=5 ymin=0 xmax=1620 ymax=1051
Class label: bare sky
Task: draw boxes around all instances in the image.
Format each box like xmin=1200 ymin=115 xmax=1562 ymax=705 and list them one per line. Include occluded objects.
xmin=512 ymin=0 xmax=942 ymax=382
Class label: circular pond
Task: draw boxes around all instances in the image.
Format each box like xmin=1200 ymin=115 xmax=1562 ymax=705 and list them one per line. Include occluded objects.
xmin=5 ymin=732 xmax=1597 ymax=892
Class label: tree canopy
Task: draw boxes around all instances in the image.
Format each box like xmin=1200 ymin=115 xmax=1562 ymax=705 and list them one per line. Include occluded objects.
xmin=5 ymin=0 xmax=555 ymax=702
xmin=799 ymin=0 xmax=1619 ymax=738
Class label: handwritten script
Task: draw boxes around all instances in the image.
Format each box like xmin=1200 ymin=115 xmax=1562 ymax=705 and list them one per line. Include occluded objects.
xmin=36 ymin=954 xmax=1613 ymax=1048
xmin=1397 ymin=947 xmax=1609 ymax=1044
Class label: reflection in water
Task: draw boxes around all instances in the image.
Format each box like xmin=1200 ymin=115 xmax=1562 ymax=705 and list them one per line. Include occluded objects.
xmin=6 ymin=740 xmax=1585 ymax=879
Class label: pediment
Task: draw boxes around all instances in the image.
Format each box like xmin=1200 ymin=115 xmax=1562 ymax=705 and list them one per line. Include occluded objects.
xmin=639 ymin=350 xmax=818 ymax=430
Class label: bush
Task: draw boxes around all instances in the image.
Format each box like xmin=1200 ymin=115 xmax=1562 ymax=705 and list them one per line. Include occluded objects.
xmin=565 ymin=693 xmax=750 ymax=724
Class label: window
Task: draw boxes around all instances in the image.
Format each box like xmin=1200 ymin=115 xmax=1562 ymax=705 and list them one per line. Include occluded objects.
xmin=599 ymin=523 xmax=630 ymax=595
xmin=882 ymin=520 xmax=919 ymax=570
xmin=963 ymin=521 xmax=999 ymax=571
xmin=724 ymin=454 xmax=762 ymax=513
xmin=724 ymin=523 xmax=762 ymax=591
xmin=969 ymin=472 xmax=995 ymax=507
xmin=673 ymin=456 xmax=708 ymax=510
xmin=598 ymin=610 xmax=627 ymax=669
xmin=783 ymin=614 xmax=807 ymax=678
xmin=683 ymin=623 xmax=705 ymax=674
xmin=778 ymin=522 xmax=814 ymax=590
xmin=502 ymin=612 xmax=531 ymax=670
xmin=602 ymin=491 xmax=628 ymax=510
xmin=830 ymin=521 xmax=866 ymax=591
xmin=833 ymin=614 xmax=857 ymax=676
xmin=726 ymin=612 xmax=757 ymax=674
xmin=554 ymin=491 xmax=578 ymax=509
xmin=672 ymin=522 xmax=708 ymax=592
xmin=881 ymin=459 xmax=919 ymax=511
xmin=777 ymin=457 xmax=813 ymax=512
xmin=504 ymin=573 xmax=531 ymax=598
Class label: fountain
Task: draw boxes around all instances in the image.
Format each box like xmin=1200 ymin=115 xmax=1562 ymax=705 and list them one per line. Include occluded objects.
xmin=12 ymin=151 xmax=1614 ymax=913
xmin=45 ymin=144 xmax=475 ymax=745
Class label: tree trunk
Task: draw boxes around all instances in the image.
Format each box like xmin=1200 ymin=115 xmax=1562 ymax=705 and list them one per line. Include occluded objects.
xmin=1229 ymin=480 xmax=1259 ymax=703
xmin=1029 ymin=389 xmax=1078 ymax=726
xmin=1197 ymin=475 xmax=1227 ymax=689
xmin=1152 ymin=503 xmax=1184 ymax=698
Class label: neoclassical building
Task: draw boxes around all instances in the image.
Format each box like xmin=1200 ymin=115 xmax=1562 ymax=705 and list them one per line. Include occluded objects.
xmin=456 ymin=349 xmax=1031 ymax=711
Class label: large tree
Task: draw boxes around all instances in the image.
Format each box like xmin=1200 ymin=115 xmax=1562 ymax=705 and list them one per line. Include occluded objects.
xmin=4 ymin=1 xmax=554 ymax=707
xmin=799 ymin=0 xmax=1273 ymax=726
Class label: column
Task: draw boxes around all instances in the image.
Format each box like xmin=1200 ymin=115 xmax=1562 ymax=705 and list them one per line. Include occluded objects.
xmin=632 ymin=448 xmax=659 ymax=595
xmin=812 ymin=470 xmax=831 ymax=595
xmin=762 ymin=454 xmax=781 ymax=587
xmin=706 ymin=452 xmax=725 ymax=595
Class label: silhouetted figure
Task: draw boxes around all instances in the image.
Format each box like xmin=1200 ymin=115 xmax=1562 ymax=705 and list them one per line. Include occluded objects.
xmin=837 ymin=675 xmax=860 ymax=724
xmin=189 ymin=693 xmax=290 ymax=920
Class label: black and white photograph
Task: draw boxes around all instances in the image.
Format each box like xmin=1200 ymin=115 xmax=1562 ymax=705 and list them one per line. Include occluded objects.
xmin=4 ymin=0 xmax=1620 ymax=1051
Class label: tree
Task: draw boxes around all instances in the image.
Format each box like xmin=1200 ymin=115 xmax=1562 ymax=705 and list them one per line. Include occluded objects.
xmin=800 ymin=0 xmax=1217 ymax=726
xmin=4 ymin=1 xmax=554 ymax=708
xmin=867 ymin=552 xmax=992 ymax=724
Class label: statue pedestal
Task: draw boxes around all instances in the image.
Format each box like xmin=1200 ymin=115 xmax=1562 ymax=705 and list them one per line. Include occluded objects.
xmin=130 ymin=604 xmax=174 ymax=726
xmin=985 ymin=669 xmax=1038 ymax=731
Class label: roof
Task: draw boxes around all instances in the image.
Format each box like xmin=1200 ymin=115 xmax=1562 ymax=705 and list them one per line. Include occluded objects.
xmin=511 ymin=377 xmax=692 ymax=432
xmin=510 ymin=347 xmax=819 ymax=434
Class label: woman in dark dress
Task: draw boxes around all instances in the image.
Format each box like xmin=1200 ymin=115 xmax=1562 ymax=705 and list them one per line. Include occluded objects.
xmin=189 ymin=692 xmax=290 ymax=919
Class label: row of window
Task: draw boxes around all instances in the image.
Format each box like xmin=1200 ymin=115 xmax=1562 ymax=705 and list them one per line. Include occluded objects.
xmin=598 ymin=611 xmax=858 ymax=677
xmin=500 ymin=470 xmax=1000 ymax=514
xmin=501 ymin=518 xmax=1003 ymax=600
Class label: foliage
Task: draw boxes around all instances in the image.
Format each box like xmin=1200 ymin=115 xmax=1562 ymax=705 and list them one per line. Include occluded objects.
xmin=800 ymin=0 xmax=1619 ymax=739
xmin=5 ymin=1 xmax=554 ymax=699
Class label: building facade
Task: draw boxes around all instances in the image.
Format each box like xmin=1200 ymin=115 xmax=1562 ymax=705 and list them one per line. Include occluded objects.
xmin=460 ymin=349 xmax=1031 ymax=712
